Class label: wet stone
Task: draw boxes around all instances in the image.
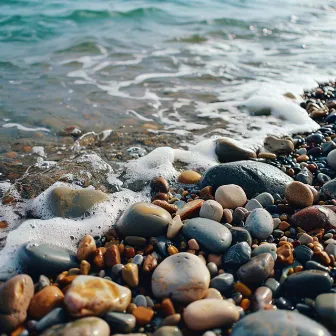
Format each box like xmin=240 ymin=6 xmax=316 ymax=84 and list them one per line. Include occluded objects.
xmin=315 ymin=293 xmax=336 ymax=328
xmin=153 ymin=326 xmax=183 ymax=336
xmin=104 ymin=312 xmax=136 ymax=334
xmin=134 ymin=295 xmax=147 ymax=307
xmin=230 ymin=227 xmax=252 ymax=246
xmin=245 ymin=208 xmax=274 ymax=240
xmin=321 ymin=178 xmax=336 ymax=198
xmin=215 ymin=138 xmax=256 ymax=163
xmin=199 ymin=200 xmax=223 ymax=222
xmin=35 ymin=308 xmax=68 ymax=332
xmin=245 ymin=199 xmax=263 ymax=211
xmin=264 ymin=278 xmax=280 ymax=296
xmin=177 ymin=170 xmax=202 ymax=184
xmin=253 ymin=286 xmax=272 ymax=310
xmin=210 ymin=273 xmax=234 ymax=295
xmin=215 ymin=184 xmax=247 ymax=209
xmin=223 ymin=242 xmax=251 ymax=267
xmin=264 ymin=136 xmax=294 ymax=155
xmin=306 ymin=261 xmax=330 ymax=273
xmin=251 ymin=243 xmax=277 ymax=261
xmin=293 ymin=245 xmax=313 ymax=265
xmin=255 ymin=192 xmax=274 ymax=207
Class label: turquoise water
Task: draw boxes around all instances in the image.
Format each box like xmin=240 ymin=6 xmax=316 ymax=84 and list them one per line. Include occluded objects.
xmin=1 ymin=0 xmax=336 ymax=144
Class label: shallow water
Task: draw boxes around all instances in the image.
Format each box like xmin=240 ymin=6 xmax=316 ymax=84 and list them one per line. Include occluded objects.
xmin=1 ymin=0 xmax=336 ymax=146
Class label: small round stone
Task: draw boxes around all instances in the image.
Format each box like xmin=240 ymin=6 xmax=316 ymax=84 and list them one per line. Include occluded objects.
xmin=285 ymin=181 xmax=314 ymax=208
xmin=177 ymin=170 xmax=202 ymax=184
xmin=255 ymin=193 xmax=274 ymax=207
xmin=223 ymin=242 xmax=251 ymax=266
xmin=327 ymin=149 xmax=336 ymax=170
xmin=215 ymin=184 xmax=247 ymax=209
xmin=245 ymin=209 xmax=273 ymax=240
xmin=199 ymin=200 xmax=223 ymax=222
xmin=134 ymin=295 xmax=147 ymax=307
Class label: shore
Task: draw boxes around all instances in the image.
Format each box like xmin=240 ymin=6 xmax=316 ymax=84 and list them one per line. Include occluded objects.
xmin=0 ymin=81 xmax=336 ymax=335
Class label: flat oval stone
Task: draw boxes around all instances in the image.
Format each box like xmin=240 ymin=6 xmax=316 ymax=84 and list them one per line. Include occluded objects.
xmin=215 ymin=138 xmax=256 ymax=163
xmin=177 ymin=170 xmax=202 ymax=184
xmin=64 ymin=275 xmax=131 ymax=317
xmin=152 ymin=252 xmax=210 ymax=303
xmin=237 ymin=253 xmax=275 ymax=285
xmin=50 ymin=187 xmax=108 ymax=218
xmin=251 ymin=243 xmax=277 ymax=261
xmin=315 ymin=293 xmax=336 ymax=328
xmin=200 ymin=161 xmax=293 ymax=198
xmin=283 ymin=270 xmax=333 ymax=297
xmin=116 ymin=202 xmax=172 ymax=238
xmin=215 ymin=184 xmax=247 ymax=209
xmin=231 ymin=310 xmax=331 ymax=336
xmin=223 ymin=242 xmax=251 ymax=266
xmin=199 ymin=200 xmax=223 ymax=222
xmin=245 ymin=209 xmax=273 ymax=240
xmin=183 ymin=299 xmax=240 ymax=330
xmin=41 ymin=317 xmax=110 ymax=336
xmin=182 ymin=218 xmax=232 ymax=254
xmin=104 ymin=312 xmax=136 ymax=334
xmin=210 ymin=273 xmax=234 ymax=295
xmin=19 ymin=243 xmax=79 ymax=276
xmin=285 ymin=181 xmax=314 ymax=208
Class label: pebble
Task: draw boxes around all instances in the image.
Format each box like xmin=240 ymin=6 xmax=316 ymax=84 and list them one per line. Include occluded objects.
xmin=237 ymin=253 xmax=275 ymax=285
xmin=40 ymin=317 xmax=110 ymax=336
xmin=199 ymin=200 xmax=223 ymax=222
xmin=152 ymin=326 xmax=183 ymax=336
xmin=230 ymin=227 xmax=252 ymax=246
xmin=215 ymin=184 xmax=247 ymax=209
xmin=76 ymin=235 xmax=96 ymax=261
xmin=296 ymin=167 xmax=313 ymax=185
xmin=116 ymin=202 xmax=172 ymax=238
xmin=327 ymin=149 xmax=336 ymax=169
xmin=210 ymin=273 xmax=234 ymax=295
xmin=35 ymin=308 xmax=68 ymax=332
xmin=293 ymin=245 xmax=313 ymax=264
xmin=161 ymin=314 xmax=181 ymax=326
xmin=122 ymin=263 xmax=139 ymax=288
xmin=183 ymin=299 xmax=240 ymax=330
xmin=125 ymin=236 xmax=147 ymax=246
xmin=19 ymin=243 xmax=79 ymax=276
xmin=0 ymin=275 xmax=34 ymax=333
xmin=182 ymin=217 xmax=232 ymax=253
xmin=132 ymin=306 xmax=154 ymax=326
xmin=255 ymin=192 xmax=274 ymax=207
xmin=205 ymin=288 xmax=223 ymax=300
xmin=176 ymin=199 xmax=204 ymax=220
xmin=36 ymin=275 xmax=51 ymax=291
xmin=253 ymin=286 xmax=272 ymax=310
xmin=49 ymin=187 xmax=108 ymax=218
xmin=264 ymin=136 xmax=294 ymax=155
xmin=321 ymin=178 xmax=336 ymax=198
xmin=104 ymin=312 xmax=136 ymax=334
xmin=315 ymin=293 xmax=336 ymax=328
xmin=215 ymin=138 xmax=256 ymax=163
xmin=188 ymin=239 xmax=200 ymax=250
xmin=325 ymin=243 xmax=336 ymax=258
xmin=283 ymin=270 xmax=333 ymax=297
xmin=134 ymin=295 xmax=147 ymax=307
xmin=132 ymin=254 xmax=144 ymax=267
xmin=28 ymin=286 xmax=64 ymax=320
xmin=245 ymin=199 xmax=263 ymax=211
xmin=200 ymin=161 xmax=293 ymax=198
xmin=64 ymin=275 xmax=131 ymax=316
xmin=230 ymin=310 xmax=332 ymax=336
xmin=276 ymin=243 xmax=294 ymax=265
xmin=143 ymin=255 xmax=158 ymax=273
xmin=151 ymin=252 xmax=210 ymax=302
xmin=150 ymin=177 xmax=170 ymax=194
xmin=298 ymin=233 xmax=314 ymax=245
xmin=245 ymin=208 xmax=274 ymax=240
xmin=177 ymin=170 xmax=202 ymax=184
xmin=166 ymin=215 xmax=183 ymax=239
xmin=223 ymin=242 xmax=251 ymax=266
xmin=105 ymin=245 xmax=121 ymax=267
xmin=251 ymin=243 xmax=277 ymax=261
xmin=285 ymin=181 xmax=314 ymax=207
xmin=264 ymin=278 xmax=280 ymax=296
xmin=207 ymin=262 xmax=218 ymax=277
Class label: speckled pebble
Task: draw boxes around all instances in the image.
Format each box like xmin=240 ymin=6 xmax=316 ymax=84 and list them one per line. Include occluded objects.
xmin=245 ymin=209 xmax=274 ymax=240
xmin=223 ymin=242 xmax=251 ymax=266
xmin=199 ymin=200 xmax=223 ymax=222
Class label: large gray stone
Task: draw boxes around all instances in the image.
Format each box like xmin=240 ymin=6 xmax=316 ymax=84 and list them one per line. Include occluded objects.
xmin=200 ymin=161 xmax=293 ymax=198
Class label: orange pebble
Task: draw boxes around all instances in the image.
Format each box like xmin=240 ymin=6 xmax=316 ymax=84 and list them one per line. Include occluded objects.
xmin=168 ymin=246 xmax=179 ymax=255
xmin=234 ymin=282 xmax=252 ymax=297
xmin=10 ymin=326 xmax=25 ymax=336
xmin=240 ymin=298 xmax=251 ymax=311
xmin=294 ymin=265 xmax=304 ymax=273
xmin=287 ymin=268 xmax=294 ymax=275
xmin=132 ymin=307 xmax=154 ymax=326
xmin=125 ymin=246 xmax=135 ymax=259
xmin=161 ymin=298 xmax=175 ymax=316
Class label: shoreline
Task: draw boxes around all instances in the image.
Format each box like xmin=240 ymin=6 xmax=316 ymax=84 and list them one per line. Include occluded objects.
xmin=0 ymin=81 xmax=336 ymax=335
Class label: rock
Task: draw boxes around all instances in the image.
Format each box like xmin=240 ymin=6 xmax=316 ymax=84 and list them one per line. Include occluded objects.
xmin=293 ymin=245 xmax=313 ymax=264
xmin=41 ymin=317 xmax=110 ymax=336
xmin=321 ymin=178 xmax=336 ymax=198
xmin=253 ymin=286 xmax=272 ymax=310
xmin=150 ymin=177 xmax=169 ymax=194
xmin=19 ymin=243 xmax=79 ymax=276
xmin=245 ymin=199 xmax=262 ymax=211
xmin=28 ymin=286 xmax=64 ymax=320
xmin=50 ymin=187 xmax=108 ymax=218
xmin=116 ymin=202 xmax=172 ymax=238
xmin=177 ymin=170 xmax=202 ymax=184
xmin=264 ymin=278 xmax=280 ymax=296
xmin=251 ymin=243 xmax=277 ymax=261
xmin=223 ymin=242 xmax=251 ymax=266
xmin=255 ymin=193 xmax=274 ymax=207
xmin=237 ymin=253 xmax=275 ymax=285
xmin=264 ymin=136 xmax=294 ymax=155
xmin=315 ymin=293 xmax=336 ymax=328
xmin=230 ymin=227 xmax=252 ymax=246
xmin=285 ymin=181 xmax=314 ymax=207
xmin=205 ymin=288 xmax=223 ymax=300
xmin=167 ymin=215 xmax=184 ymax=239
xmin=104 ymin=312 xmax=136 ymax=334
xmin=210 ymin=273 xmax=234 ymax=295
xmin=276 ymin=243 xmax=294 ymax=265
xmin=283 ymin=270 xmax=333 ymax=297
xmin=182 ymin=218 xmax=232 ymax=254
xmin=161 ymin=313 xmax=181 ymax=326
xmin=201 ymin=161 xmax=292 ymax=198
xmin=183 ymin=299 xmax=240 ymax=330
xmin=298 ymin=233 xmax=314 ymax=245
xmin=176 ymin=199 xmax=204 ymax=220
xmin=325 ymin=243 xmax=336 ymax=258
xmin=231 ymin=310 xmax=331 ymax=336
xmin=64 ymin=276 xmax=131 ymax=316
xmin=327 ymin=149 xmax=336 ymax=170
xmin=0 ymin=275 xmax=34 ymax=333
xmin=296 ymin=167 xmax=313 ymax=185
xmin=152 ymin=253 xmax=210 ymax=303
xmin=215 ymin=138 xmax=256 ymax=163
xmin=105 ymin=245 xmax=121 ymax=268
xmin=199 ymin=200 xmax=223 ymax=222
xmin=77 ymin=235 xmax=96 ymax=261
xmin=215 ymin=184 xmax=247 ymax=209
xmin=153 ymin=326 xmax=183 ymax=336
xmin=290 ymin=206 xmax=336 ymax=231
xmin=122 ymin=263 xmax=139 ymax=288
xmin=132 ymin=307 xmax=154 ymax=326
xmin=36 ymin=308 xmax=69 ymax=332
xmin=245 ymin=208 xmax=273 ymax=240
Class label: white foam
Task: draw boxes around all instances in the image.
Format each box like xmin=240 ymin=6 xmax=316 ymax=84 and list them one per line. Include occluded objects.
xmin=3 ymin=123 xmax=50 ymax=133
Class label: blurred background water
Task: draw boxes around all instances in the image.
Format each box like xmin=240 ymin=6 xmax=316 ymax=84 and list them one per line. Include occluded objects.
xmin=0 ymin=0 xmax=336 ymax=146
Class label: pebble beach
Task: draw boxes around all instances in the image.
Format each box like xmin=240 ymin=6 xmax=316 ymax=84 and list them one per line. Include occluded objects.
xmin=1 ymin=82 xmax=336 ymax=335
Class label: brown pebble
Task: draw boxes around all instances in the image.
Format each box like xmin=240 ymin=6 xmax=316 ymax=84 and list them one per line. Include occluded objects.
xmin=257 ymin=152 xmax=276 ymax=160
xmin=122 ymin=263 xmax=139 ymax=288
xmin=152 ymin=200 xmax=178 ymax=214
xmin=144 ymin=244 xmax=154 ymax=255
xmin=132 ymin=307 xmax=154 ymax=326
xmin=161 ymin=298 xmax=176 ymax=316
xmin=314 ymin=250 xmax=331 ymax=266
xmin=143 ymin=255 xmax=158 ymax=272
xmin=28 ymin=286 xmax=64 ymax=320
xmin=223 ymin=209 xmax=233 ymax=224
xmin=127 ymin=303 xmax=137 ymax=314
xmin=93 ymin=247 xmax=106 ymax=269
xmin=285 ymin=181 xmax=314 ymax=208
xmin=104 ymin=245 xmax=121 ymax=268
xmin=125 ymin=236 xmax=147 ymax=246
xmin=176 ymin=199 xmax=204 ymax=220
xmin=278 ymin=221 xmax=290 ymax=231
xmin=152 ymin=193 xmax=168 ymax=202
xmin=150 ymin=177 xmax=170 ymax=193
xmin=80 ymin=260 xmax=91 ymax=275
xmin=297 ymin=154 xmax=309 ymax=163
xmin=162 ymin=313 xmax=181 ymax=326
xmin=125 ymin=246 xmax=135 ymax=259
xmin=200 ymin=186 xmax=213 ymax=200
xmin=168 ymin=246 xmax=179 ymax=255
xmin=177 ymin=170 xmax=202 ymax=184
xmin=77 ymin=235 xmax=96 ymax=261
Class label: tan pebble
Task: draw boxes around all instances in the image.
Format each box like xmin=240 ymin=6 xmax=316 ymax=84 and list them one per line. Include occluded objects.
xmin=162 ymin=313 xmax=181 ymax=326
xmin=200 ymin=186 xmax=213 ymax=200
xmin=205 ymin=288 xmax=223 ymax=300
xmin=183 ymin=299 xmax=240 ymax=330
xmin=188 ymin=239 xmax=200 ymax=250
xmin=285 ymin=181 xmax=314 ymax=208
xmin=122 ymin=263 xmax=139 ymax=288
xmin=215 ymin=184 xmax=247 ymax=209
xmin=176 ymin=199 xmax=204 ymax=220
xmin=200 ymin=200 xmax=223 ymax=222
xmin=152 ymin=200 xmax=178 ymax=214
xmin=177 ymin=170 xmax=202 ymax=184
xmin=28 ymin=286 xmax=64 ymax=320
xmin=80 ymin=260 xmax=91 ymax=275
xmin=64 ymin=275 xmax=131 ymax=316
xmin=264 ymin=136 xmax=294 ymax=155
xmin=258 ymin=152 xmax=277 ymax=160
xmin=132 ymin=307 xmax=154 ymax=326
xmin=93 ymin=247 xmax=106 ymax=269
xmin=223 ymin=208 xmax=233 ymax=224
xmin=105 ymin=245 xmax=121 ymax=267
xmin=77 ymin=235 xmax=96 ymax=261
xmin=298 ymin=233 xmax=314 ymax=245
xmin=143 ymin=255 xmax=158 ymax=272
xmin=68 ymin=268 xmax=81 ymax=276
xmin=167 ymin=215 xmax=184 ymax=239
xmin=198 ymin=254 xmax=207 ymax=264
xmin=127 ymin=303 xmax=137 ymax=314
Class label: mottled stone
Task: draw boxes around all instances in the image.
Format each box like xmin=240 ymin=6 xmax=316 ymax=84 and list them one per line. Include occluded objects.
xmin=77 ymin=235 xmax=96 ymax=261
xmin=64 ymin=276 xmax=131 ymax=316
xmin=285 ymin=181 xmax=314 ymax=208
xmin=104 ymin=312 xmax=136 ymax=334
xmin=116 ymin=202 xmax=172 ymax=238
xmin=152 ymin=253 xmax=210 ymax=303
xmin=215 ymin=138 xmax=256 ymax=163
xmin=50 ymin=187 xmax=108 ymax=218
xmin=183 ymin=299 xmax=240 ymax=330
xmin=182 ymin=218 xmax=232 ymax=253
xmin=276 ymin=243 xmax=294 ymax=265
xmin=264 ymin=136 xmax=294 ymax=155
xmin=237 ymin=253 xmax=275 ymax=285
xmin=231 ymin=310 xmax=331 ymax=336
xmin=223 ymin=242 xmax=251 ymax=266
xmin=200 ymin=200 xmax=223 ymax=222
xmin=200 ymin=161 xmax=292 ymax=198
xmin=215 ymin=184 xmax=247 ymax=209
xmin=245 ymin=209 xmax=273 ymax=240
